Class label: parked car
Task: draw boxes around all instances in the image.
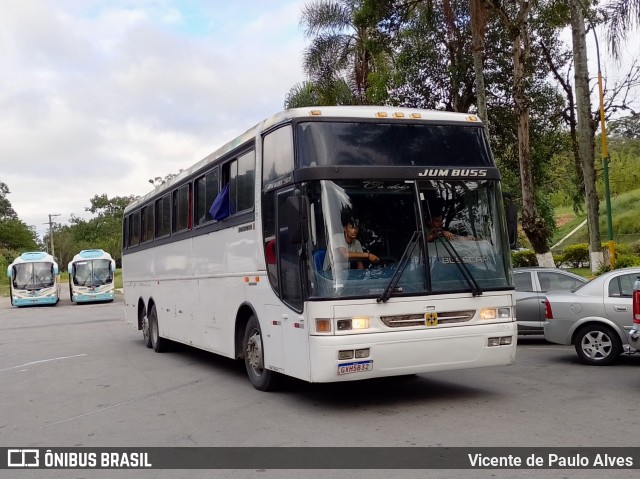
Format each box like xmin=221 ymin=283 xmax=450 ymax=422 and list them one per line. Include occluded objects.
xmin=630 ymin=276 xmax=640 ymax=350
xmin=513 ymin=267 xmax=588 ymax=335
xmin=544 ymin=267 xmax=640 ymax=365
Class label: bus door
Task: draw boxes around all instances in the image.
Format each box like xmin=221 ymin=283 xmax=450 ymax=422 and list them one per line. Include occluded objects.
xmin=269 ymin=188 xmax=309 ymax=379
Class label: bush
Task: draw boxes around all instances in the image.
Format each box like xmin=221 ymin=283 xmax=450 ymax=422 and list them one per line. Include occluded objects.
xmin=512 ymin=249 xmax=537 ymax=267
xmin=562 ymin=243 xmax=589 ymax=268
xmin=553 ymin=253 xmax=565 ymax=267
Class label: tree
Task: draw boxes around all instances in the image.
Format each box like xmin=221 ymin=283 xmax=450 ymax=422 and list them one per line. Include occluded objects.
xmin=605 ymin=0 xmax=640 ymax=59
xmin=570 ymin=0 xmax=602 ymax=270
xmin=299 ymin=0 xmax=388 ymax=104
xmin=485 ymin=0 xmax=556 ymax=264
xmin=0 ymin=181 xmax=18 ymax=220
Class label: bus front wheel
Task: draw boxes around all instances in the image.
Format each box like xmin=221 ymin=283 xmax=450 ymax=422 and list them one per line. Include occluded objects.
xmin=149 ymin=305 xmax=169 ymax=353
xmin=243 ymin=316 xmax=277 ymax=391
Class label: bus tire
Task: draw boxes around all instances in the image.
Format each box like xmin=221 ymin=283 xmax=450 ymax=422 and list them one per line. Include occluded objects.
xmin=243 ymin=315 xmax=277 ymax=391
xmin=142 ymin=309 xmax=152 ymax=348
xmin=149 ymin=304 xmax=169 ymax=353
xmin=69 ymin=282 xmax=74 ymax=303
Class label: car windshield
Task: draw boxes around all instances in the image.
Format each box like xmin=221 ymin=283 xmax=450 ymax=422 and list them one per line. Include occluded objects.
xmin=304 ymin=179 xmax=512 ymax=299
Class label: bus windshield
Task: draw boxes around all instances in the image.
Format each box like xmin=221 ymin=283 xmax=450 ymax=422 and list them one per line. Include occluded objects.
xmin=73 ymin=259 xmax=113 ymax=286
xmin=297 ymin=121 xmax=492 ymax=168
xmin=305 ymin=179 xmax=512 ymax=299
xmin=12 ymin=262 xmax=55 ymax=290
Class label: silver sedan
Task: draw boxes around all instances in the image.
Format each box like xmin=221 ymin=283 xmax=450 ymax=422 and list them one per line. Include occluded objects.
xmin=513 ymin=267 xmax=587 ymax=335
xmin=544 ymin=267 xmax=640 ymax=365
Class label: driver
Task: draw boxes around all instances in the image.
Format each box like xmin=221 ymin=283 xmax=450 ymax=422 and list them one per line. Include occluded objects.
xmin=325 ymin=217 xmax=379 ymax=271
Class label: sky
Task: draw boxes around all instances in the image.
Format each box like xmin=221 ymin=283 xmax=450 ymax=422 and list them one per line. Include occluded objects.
xmin=0 ymin=0 xmax=307 ymax=238
xmin=0 ymin=1 xmax=638 ymax=240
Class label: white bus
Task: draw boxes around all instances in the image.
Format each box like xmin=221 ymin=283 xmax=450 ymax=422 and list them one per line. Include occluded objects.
xmin=7 ymin=251 xmax=60 ymax=307
xmin=67 ymin=249 xmax=117 ymax=303
xmin=122 ymin=106 xmax=517 ymax=391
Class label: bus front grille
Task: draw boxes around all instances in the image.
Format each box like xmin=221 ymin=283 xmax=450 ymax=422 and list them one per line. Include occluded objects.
xmin=380 ymin=310 xmax=476 ymax=328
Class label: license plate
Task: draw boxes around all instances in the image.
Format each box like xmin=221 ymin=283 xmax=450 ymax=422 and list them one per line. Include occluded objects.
xmin=337 ymin=360 xmax=373 ymax=375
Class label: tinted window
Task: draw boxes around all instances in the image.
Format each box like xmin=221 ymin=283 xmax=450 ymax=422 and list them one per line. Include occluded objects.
xmin=297 ymin=122 xmax=492 ymax=168
xmin=263 ymin=126 xmax=294 ymax=185
xmin=155 ymin=195 xmax=171 ymax=238
xmin=141 ymin=204 xmax=154 ymax=243
xmin=230 ymin=150 xmax=255 ymax=214
xmin=129 ymin=211 xmax=140 ymax=247
xmin=195 ymin=167 xmax=219 ymax=226
xmin=513 ymin=272 xmax=534 ymax=292
xmin=172 ymin=184 xmax=191 ymax=233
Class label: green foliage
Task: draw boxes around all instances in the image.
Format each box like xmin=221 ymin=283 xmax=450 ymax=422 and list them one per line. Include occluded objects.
xmin=561 ymin=243 xmax=589 ymax=268
xmin=511 ymin=249 xmax=537 ymax=267
xmin=553 ymin=253 xmax=565 ymax=267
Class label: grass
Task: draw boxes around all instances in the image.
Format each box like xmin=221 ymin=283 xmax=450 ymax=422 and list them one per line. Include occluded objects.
xmin=552 ymin=188 xmax=640 ymax=248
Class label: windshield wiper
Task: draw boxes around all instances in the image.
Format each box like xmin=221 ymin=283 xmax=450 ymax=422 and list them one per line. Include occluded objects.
xmin=377 ymin=231 xmax=420 ymax=303
xmin=433 ymin=231 xmax=483 ymax=296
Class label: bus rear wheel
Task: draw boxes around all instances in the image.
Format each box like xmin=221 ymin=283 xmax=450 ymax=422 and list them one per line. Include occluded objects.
xmin=149 ymin=305 xmax=169 ymax=353
xmin=142 ymin=309 xmax=152 ymax=348
xmin=243 ymin=316 xmax=277 ymax=391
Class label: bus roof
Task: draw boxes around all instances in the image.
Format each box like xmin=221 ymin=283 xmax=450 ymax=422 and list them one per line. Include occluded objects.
xmin=11 ymin=252 xmax=56 ymax=265
xmin=125 ymin=106 xmax=484 ymax=214
xmin=70 ymin=249 xmax=113 ymax=262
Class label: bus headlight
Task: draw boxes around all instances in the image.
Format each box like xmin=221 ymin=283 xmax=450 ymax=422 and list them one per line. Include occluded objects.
xmin=479 ymin=307 xmax=511 ymax=320
xmin=337 ymin=317 xmax=370 ymax=331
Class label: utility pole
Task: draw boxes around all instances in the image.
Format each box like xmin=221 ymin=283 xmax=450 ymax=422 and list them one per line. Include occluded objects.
xmin=46 ymin=213 xmax=60 ymax=258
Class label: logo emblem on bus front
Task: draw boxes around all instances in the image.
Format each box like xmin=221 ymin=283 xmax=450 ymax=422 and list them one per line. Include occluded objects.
xmin=425 ymin=312 xmax=438 ymax=326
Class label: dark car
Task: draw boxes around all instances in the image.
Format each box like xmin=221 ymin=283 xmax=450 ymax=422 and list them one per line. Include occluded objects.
xmin=513 ymin=267 xmax=588 ymax=335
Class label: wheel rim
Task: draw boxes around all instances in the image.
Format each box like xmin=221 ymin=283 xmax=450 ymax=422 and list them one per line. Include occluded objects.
xmin=581 ymin=330 xmax=613 ymax=360
xmin=246 ymin=329 xmax=264 ymax=376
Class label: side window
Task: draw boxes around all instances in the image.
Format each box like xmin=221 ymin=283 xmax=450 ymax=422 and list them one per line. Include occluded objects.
xmin=539 ymin=272 xmax=585 ymax=291
xmin=263 ymin=126 xmax=294 ymax=186
xmin=513 ymin=272 xmax=533 ymax=292
xmin=122 ymin=216 xmax=129 ymax=249
xmin=195 ymin=167 xmax=219 ymax=226
xmin=172 ymin=184 xmax=192 ymax=233
xmin=618 ymin=274 xmax=637 ymax=297
xmin=229 ymin=151 xmax=255 ymax=215
xmin=128 ymin=211 xmax=141 ymax=247
xmin=141 ymin=204 xmax=154 ymax=243
xmin=608 ymin=277 xmax=622 ymax=297
xmin=155 ymin=195 xmax=171 ymax=238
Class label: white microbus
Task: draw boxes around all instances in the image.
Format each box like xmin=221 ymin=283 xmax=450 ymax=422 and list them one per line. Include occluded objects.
xmin=7 ymin=251 xmax=60 ymax=307
xmin=122 ymin=106 xmax=517 ymax=391
xmin=67 ymin=249 xmax=117 ymax=303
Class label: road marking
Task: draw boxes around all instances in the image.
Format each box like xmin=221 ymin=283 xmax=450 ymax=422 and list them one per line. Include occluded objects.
xmin=43 ymin=400 xmax=136 ymax=427
xmin=0 ymin=354 xmax=88 ymax=372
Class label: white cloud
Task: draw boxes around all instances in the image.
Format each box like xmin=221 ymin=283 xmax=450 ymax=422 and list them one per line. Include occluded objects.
xmin=0 ymin=0 xmax=306 ymax=237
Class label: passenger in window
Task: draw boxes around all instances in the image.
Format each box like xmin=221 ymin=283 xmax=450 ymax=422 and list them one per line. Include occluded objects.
xmin=425 ymin=213 xmax=455 ymax=242
xmin=325 ymin=216 xmax=379 ymax=271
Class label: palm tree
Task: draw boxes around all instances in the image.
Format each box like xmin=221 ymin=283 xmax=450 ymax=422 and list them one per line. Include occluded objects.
xmin=606 ymin=0 xmax=640 ymax=59
xmin=300 ymin=0 xmax=383 ymax=104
